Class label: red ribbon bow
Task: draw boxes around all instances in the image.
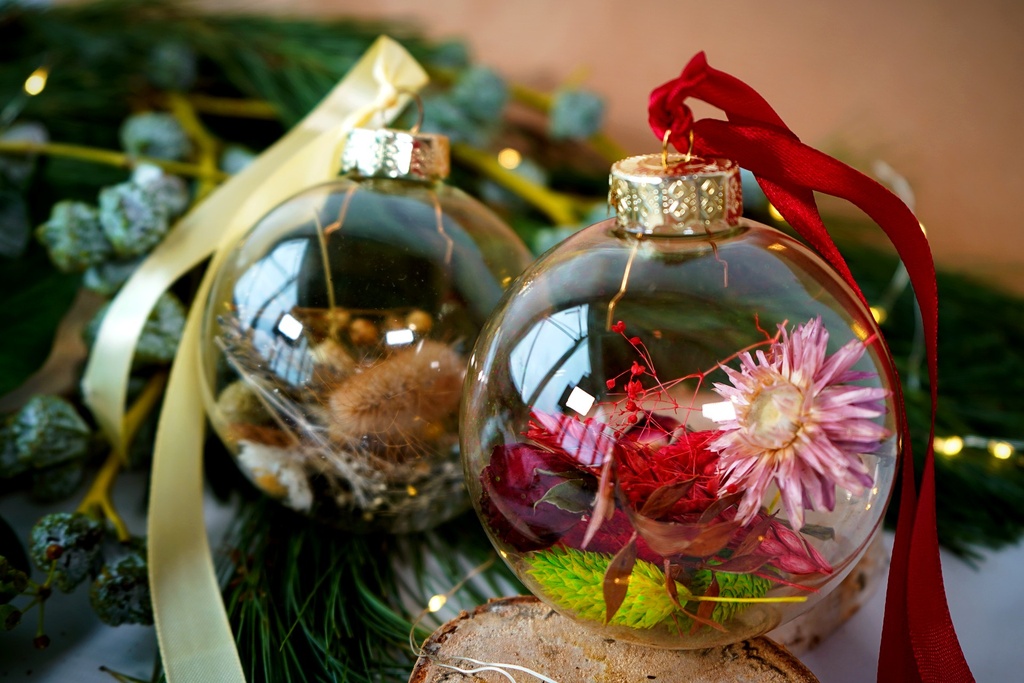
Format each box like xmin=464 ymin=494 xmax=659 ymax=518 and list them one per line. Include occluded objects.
xmin=648 ymin=53 xmax=973 ymax=683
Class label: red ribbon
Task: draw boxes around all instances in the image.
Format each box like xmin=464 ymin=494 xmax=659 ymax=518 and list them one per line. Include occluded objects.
xmin=648 ymin=53 xmax=973 ymax=683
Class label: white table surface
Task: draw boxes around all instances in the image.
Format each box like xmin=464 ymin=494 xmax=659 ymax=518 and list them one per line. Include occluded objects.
xmin=1 ymin=477 xmax=1019 ymax=682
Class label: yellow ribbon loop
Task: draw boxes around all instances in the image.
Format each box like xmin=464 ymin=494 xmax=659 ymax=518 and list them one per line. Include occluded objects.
xmin=81 ymin=36 xmax=428 ymax=682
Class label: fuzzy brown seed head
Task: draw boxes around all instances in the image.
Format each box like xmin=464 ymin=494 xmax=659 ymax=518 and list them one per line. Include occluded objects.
xmin=405 ymin=309 xmax=433 ymax=334
xmin=326 ymin=340 xmax=464 ymax=459
xmin=349 ymin=318 xmax=379 ymax=346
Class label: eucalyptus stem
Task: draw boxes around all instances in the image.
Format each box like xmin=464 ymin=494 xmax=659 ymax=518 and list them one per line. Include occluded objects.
xmin=185 ymin=94 xmax=278 ymax=120
xmin=76 ymin=373 xmax=167 ymax=541
xmin=0 ymin=140 xmax=229 ymax=181
xmin=452 ymin=142 xmax=581 ymax=225
xmin=166 ymin=92 xmax=220 ymax=200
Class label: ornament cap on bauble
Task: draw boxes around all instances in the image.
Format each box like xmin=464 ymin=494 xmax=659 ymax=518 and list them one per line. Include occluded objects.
xmin=340 ymin=127 xmax=450 ymax=182
xmin=609 ymin=155 xmax=742 ymax=235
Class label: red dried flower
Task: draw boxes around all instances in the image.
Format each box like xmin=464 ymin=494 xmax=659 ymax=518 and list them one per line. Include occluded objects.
xmin=479 ymin=444 xmax=587 ymax=552
xmin=617 ymin=430 xmax=722 ymax=520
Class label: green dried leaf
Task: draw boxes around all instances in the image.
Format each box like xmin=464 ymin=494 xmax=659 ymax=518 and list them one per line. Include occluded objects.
xmin=525 ymin=546 xmax=682 ymax=630
xmin=535 ymin=478 xmax=593 ymax=514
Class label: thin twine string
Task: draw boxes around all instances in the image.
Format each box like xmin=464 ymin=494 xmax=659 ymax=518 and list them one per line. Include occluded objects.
xmin=406 ymin=556 xmax=565 ymax=683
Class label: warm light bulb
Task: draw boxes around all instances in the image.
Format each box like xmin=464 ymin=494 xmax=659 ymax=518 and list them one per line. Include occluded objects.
xmin=989 ymin=441 xmax=1014 ymax=460
xmin=934 ymin=436 xmax=964 ymax=456
xmin=427 ymin=594 xmax=447 ymax=613
xmin=497 ymin=147 xmax=522 ymax=170
xmin=24 ymin=67 xmax=48 ymax=96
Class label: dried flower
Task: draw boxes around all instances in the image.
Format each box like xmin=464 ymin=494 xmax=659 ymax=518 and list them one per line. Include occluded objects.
xmin=758 ymin=517 xmax=832 ymax=575
xmin=709 ymin=317 xmax=889 ymax=528
xmin=237 ymin=442 xmax=313 ymax=512
xmin=479 ymin=443 xmax=586 ymax=551
xmin=617 ymin=429 xmax=721 ymax=519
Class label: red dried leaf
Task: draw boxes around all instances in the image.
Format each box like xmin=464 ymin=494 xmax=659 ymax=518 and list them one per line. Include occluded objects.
xmin=582 ymin=457 xmax=615 ymax=548
xmin=680 ymin=520 xmax=742 ymax=556
xmin=603 ymin=534 xmax=638 ymax=623
xmin=639 ymin=479 xmax=697 ymax=518
xmin=627 ymin=509 xmax=739 ymax=558
xmin=663 ymin=560 xmax=684 ymax=611
xmin=691 ymin=576 xmax=721 ymax=635
xmin=698 ymin=491 xmax=745 ymax=525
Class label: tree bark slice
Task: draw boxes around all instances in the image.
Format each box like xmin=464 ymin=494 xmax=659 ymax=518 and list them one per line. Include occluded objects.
xmin=409 ymin=596 xmax=819 ymax=683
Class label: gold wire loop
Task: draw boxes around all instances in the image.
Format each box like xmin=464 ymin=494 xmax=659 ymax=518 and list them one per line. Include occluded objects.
xmin=661 ymin=128 xmax=696 ymax=165
xmin=374 ymin=89 xmax=425 ymax=133
xmin=405 ymin=90 xmax=425 ymax=134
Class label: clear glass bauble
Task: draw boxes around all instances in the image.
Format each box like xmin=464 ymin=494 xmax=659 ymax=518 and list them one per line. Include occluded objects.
xmin=202 ymin=175 xmax=532 ymax=532
xmin=461 ymin=159 xmax=900 ymax=648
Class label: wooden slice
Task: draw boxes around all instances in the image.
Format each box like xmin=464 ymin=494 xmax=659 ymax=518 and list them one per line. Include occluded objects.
xmin=409 ymin=596 xmax=819 ymax=683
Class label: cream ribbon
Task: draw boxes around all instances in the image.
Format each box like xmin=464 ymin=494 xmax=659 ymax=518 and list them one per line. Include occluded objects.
xmin=80 ymin=37 xmax=428 ymax=682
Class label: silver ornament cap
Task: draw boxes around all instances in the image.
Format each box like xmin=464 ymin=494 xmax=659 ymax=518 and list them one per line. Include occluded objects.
xmin=609 ymin=155 xmax=743 ymax=235
xmin=340 ymin=127 xmax=450 ymax=182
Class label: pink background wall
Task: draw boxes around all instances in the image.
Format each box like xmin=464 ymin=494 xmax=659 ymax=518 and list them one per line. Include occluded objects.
xmin=213 ymin=0 xmax=1024 ymax=292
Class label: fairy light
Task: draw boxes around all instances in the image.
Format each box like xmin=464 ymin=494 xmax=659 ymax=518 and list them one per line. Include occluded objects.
xmin=767 ymin=203 xmax=784 ymax=222
xmin=989 ymin=441 xmax=1015 ymax=460
xmin=24 ymin=66 xmax=49 ymax=96
xmin=497 ymin=147 xmax=522 ymax=170
xmin=406 ymin=485 xmax=418 ymax=497
xmin=870 ymin=306 xmax=887 ymax=324
xmin=426 ymin=594 xmax=447 ymax=613
xmin=934 ymin=436 xmax=964 ymax=456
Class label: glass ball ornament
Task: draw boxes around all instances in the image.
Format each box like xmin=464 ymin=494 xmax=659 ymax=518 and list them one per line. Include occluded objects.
xmin=201 ymin=127 xmax=532 ymax=532
xmin=461 ymin=155 xmax=900 ymax=648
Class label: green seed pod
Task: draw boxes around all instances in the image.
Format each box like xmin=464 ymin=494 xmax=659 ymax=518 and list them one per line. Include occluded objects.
xmin=98 ymin=181 xmax=171 ymax=258
xmin=90 ymin=540 xmax=152 ymax=626
xmin=549 ymin=89 xmax=606 ymax=141
xmin=85 ymin=291 xmax=186 ymax=365
xmin=132 ymin=164 xmax=190 ymax=218
xmin=35 ymin=200 xmax=113 ymax=273
xmin=119 ymin=112 xmax=190 ymax=161
xmin=29 ymin=513 xmax=105 ymax=593
xmin=11 ymin=395 xmax=91 ymax=470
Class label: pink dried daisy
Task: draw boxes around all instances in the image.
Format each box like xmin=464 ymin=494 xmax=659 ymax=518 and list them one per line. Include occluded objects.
xmin=709 ymin=317 xmax=890 ymax=529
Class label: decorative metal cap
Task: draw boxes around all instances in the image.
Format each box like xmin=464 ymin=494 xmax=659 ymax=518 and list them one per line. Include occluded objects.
xmin=340 ymin=128 xmax=450 ymax=182
xmin=609 ymin=155 xmax=742 ymax=235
